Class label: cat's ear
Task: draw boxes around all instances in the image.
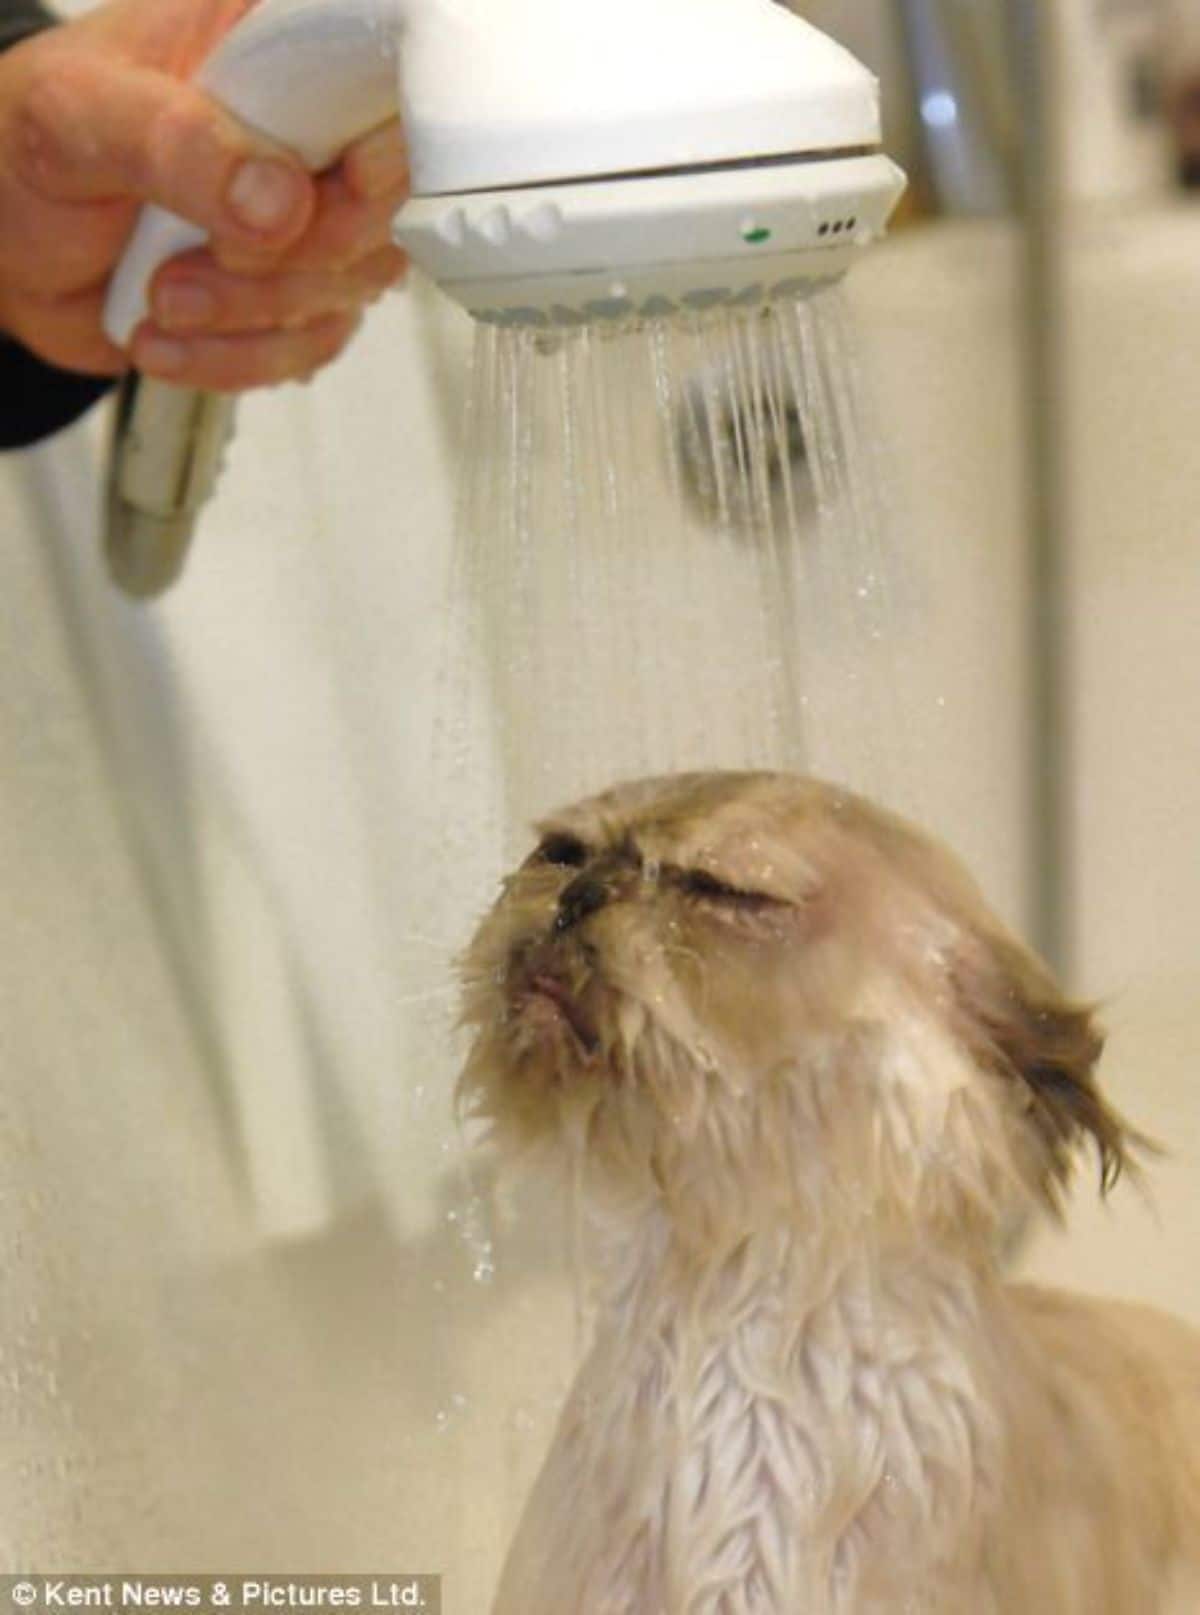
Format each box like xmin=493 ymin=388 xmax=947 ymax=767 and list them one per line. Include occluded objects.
xmin=951 ymin=926 xmax=1137 ymax=1208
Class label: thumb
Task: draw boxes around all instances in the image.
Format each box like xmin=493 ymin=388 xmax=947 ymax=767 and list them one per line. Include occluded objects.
xmin=18 ymin=46 xmax=315 ymax=248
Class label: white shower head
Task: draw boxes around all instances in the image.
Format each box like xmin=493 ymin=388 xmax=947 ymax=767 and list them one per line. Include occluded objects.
xmin=101 ymin=0 xmax=905 ymax=597
xmin=105 ymin=0 xmax=905 ymax=344
xmin=395 ymin=0 xmax=904 ymax=327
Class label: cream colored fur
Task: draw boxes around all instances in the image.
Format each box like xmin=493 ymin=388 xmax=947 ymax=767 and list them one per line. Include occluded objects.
xmin=458 ymin=772 xmax=1200 ymax=1615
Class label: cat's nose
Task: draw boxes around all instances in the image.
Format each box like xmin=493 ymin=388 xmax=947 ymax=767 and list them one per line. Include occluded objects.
xmin=554 ymin=874 xmax=609 ymax=934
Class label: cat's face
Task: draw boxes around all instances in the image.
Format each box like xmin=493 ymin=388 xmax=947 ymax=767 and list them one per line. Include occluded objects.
xmin=458 ymin=773 xmax=1126 ymax=1241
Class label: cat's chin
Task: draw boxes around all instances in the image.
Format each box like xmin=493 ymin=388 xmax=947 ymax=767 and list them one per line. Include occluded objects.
xmin=517 ymin=975 xmax=601 ymax=1057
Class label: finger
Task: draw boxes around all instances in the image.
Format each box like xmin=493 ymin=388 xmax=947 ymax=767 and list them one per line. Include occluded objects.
xmin=17 ymin=46 xmax=314 ymax=251
xmin=212 ymin=178 xmax=403 ymax=276
xmin=1 ymin=285 xmax=129 ymax=377
xmin=150 ymin=246 xmax=407 ymax=334
xmin=339 ymin=119 xmax=410 ymax=203
xmin=130 ymin=309 xmax=362 ymax=392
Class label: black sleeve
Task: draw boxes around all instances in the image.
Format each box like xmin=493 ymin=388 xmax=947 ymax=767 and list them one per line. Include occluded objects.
xmin=0 ymin=0 xmax=55 ymax=52
xmin=1 ymin=0 xmax=119 ymax=451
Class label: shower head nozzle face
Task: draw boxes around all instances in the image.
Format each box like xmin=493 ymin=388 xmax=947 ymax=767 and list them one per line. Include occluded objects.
xmin=394 ymin=152 xmax=906 ymax=330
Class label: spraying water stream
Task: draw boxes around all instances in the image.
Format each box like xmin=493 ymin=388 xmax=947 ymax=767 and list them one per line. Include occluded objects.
xmin=411 ymin=285 xmax=918 ymax=1205
xmin=429 ymin=286 xmax=913 ymax=879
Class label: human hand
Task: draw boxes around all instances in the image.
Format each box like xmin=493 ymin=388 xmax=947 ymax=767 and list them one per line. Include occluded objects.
xmin=0 ymin=0 xmax=409 ymax=391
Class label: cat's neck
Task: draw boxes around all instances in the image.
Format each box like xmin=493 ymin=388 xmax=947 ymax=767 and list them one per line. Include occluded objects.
xmin=568 ymin=1196 xmax=1013 ymax=1610
xmin=584 ymin=1189 xmax=1001 ymax=1337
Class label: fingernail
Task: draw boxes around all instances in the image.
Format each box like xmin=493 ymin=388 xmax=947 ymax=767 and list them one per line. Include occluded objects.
xmin=136 ymin=332 xmax=189 ymax=377
xmin=227 ymin=158 xmax=306 ymax=233
xmin=154 ymin=282 xmax=217 ymax=331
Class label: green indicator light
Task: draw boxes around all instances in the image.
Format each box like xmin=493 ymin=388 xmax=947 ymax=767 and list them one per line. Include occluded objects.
xmin=742 ymin=226 xmax=772 ymax=245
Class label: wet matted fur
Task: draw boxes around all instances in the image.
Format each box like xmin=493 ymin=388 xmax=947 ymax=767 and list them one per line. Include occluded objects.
xmin=458 ymin=771 xmax=1200 ymax=1615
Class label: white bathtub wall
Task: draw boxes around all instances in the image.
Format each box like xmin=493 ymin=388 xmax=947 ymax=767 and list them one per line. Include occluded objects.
xmin=0 ymin=415 xmax=422 ymax=1567
xmin=848 ymin=205 xmax=1200 ymax=1331
xmin=1019 ymin=204 xmax=1200 ymax=1324
xmin=845 ymin=222 xmax=1033 ymax=930
xmin=0 ymin=283 xmax=562 ymax=1601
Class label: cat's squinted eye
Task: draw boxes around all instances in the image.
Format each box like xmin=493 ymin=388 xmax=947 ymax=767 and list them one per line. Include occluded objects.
xmin=531 ymin=834 xmax=590 ymax=869
xmin=671 ymin=867 xmax=785 ymax=911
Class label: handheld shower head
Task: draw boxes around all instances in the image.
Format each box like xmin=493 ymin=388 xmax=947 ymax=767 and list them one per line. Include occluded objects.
xmin=392 ymin=0 xmax=905 ymax=329
xmin=102 ymin=0 xmax=905 ymax=595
